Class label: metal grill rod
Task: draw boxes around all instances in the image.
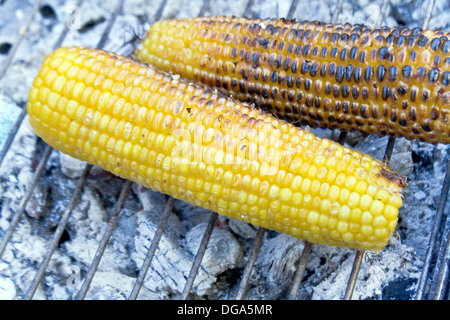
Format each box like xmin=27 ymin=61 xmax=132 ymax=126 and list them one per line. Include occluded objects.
xmin=342 ymin=0 xmax=391 ymax=300
xmin=230 ymin=0 xmax=303 ymax=300
xmin=235 ymin=227 xmax=266 ymax=300
xmin=180 ymin=212 xmax=219 ymax=299
xmin=0 ymin=1 xmax=41 ymax=80
xmin=128 ymin=196 xmax=176 ymax=300
xmin=288 ymin=0 xmax=345 ymax=300
xmin=0 ymin=144 xmax=52 ymax=261
xmin=417 ymin=146 xmax=450 ymax=299
xmin=0 ymin=0 xmax=85 ymax=167
xmin=75 ymin=180 xmax=132 ymax=300
xmin=288 ymin=241 xmax=312 ymax=300
xmin=25 ymin=163 xmax=93 ymax=299
xmin=177 ymin=0 xmax=260 ymax=300
xmin=429 ymin=163 xmax=450 ymax=299
xmin=10 ymin=0 xmax=125 ymax=299
xmin=124 ymin=0 xmax=172 ymax=300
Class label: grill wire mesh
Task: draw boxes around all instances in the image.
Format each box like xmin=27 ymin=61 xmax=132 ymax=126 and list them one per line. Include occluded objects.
xmin=0 ymin=0 xmax=449 ymax=300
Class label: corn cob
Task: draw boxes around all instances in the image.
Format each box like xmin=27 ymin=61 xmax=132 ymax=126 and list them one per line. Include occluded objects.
xmin=136 ymin=16 xmax=450 ymax=145
xmin=27 ymin=46 xmax=405 ymax=251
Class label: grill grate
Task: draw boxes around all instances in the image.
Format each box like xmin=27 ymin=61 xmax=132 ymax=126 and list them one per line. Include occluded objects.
xmin=0 ymin=0 xmax=449 ymax=300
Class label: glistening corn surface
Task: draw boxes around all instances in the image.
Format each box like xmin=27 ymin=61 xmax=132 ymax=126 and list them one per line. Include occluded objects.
xmin=27 ymin=47 xmax=403 ymax=251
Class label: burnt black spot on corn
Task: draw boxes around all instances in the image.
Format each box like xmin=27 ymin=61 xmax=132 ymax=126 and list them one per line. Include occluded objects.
xmin=136 ymin=16 xmax=450 ymax=145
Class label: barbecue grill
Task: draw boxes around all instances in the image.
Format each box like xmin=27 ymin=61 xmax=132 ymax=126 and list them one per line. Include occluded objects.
xmin=0 ymin=0 xmax=449 ymax=300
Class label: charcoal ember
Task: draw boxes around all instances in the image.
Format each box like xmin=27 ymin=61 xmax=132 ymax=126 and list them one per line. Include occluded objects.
xmin=132 ymin=209 xmax=208 ymax=298
xmin=131 ymin=183 xmax=168 ymax=213
xmin=185 ymin=223 xmax=244 ymax=277
xmin=24 ymin=182 xmax=48 ymax=220
xmin=227 ymin=219 xmax=258 ymax=240
xmin=242 ymin=234 xmax=303 ymax=299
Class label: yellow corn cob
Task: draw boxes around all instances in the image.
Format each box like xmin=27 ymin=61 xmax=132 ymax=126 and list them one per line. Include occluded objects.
xmin=136 ymin=16 xmax=450 ymax=144
xmin=27 ymin=46 xmax=404 ymax=251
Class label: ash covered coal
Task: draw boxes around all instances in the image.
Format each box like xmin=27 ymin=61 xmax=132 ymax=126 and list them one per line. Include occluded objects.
xmin=0 ymin=0 xmax=449 ymax=300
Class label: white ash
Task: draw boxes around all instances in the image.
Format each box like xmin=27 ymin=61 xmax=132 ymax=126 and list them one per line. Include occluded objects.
xmin=0 ymin=0 xmax=450 ymax=301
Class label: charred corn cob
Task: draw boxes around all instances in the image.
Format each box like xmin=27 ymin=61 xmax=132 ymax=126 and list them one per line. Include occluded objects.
xmin=27 ymin=46 xmax=405 ymax=251
xmin=136 ymin=16 xmax=450 ymax=144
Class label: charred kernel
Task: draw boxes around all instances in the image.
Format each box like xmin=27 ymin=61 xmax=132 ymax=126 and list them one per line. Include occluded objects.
xmin=271 ymin=70 xmax=277 ymax=83
xmin=442 ymin=71 xmax=450 ymax=85
xmin=304 ymin=79 xmax=312 ymax=91
xmin=275 ymin=56 xmax=283 ymax=68
xmin=303 ymin=44 xmax=311 ymax=56
xmin=390 ymin=109 xmax=397 ymax=122
xmin=310 ymin=62 xmax=319 ymax=77
xmin=286 ymin=75 xmax=294 ymax=87
xmin=352 ymin=86 xmax=359 ymax=99
xmin=395 ymin=35 xmax=406 ymax=47
xmin=422 ymin=89 xmax=430 ymax=101
xmin=359 ymin=50 xmax=366 ymax=63
xmin=416 ymin=66 xmax=427 ymax=81
xmin=287 ymin=43 xmax=294 ymax=54
xmin=410 ymin=87 xmax=417 ymax=102
xmin=291 ymin=59 xmax=299 ymax=73
xmin=433 ymin=56 xmax=440 ymax=67
xmin=354 ymin=66 xmax=362 ymax=83
xmin=422 ymin=119 xmax=432 ymax=132
xmin=344 ymin=65 xmax=353 ymax=81
xmin=396 ymin=84 xmax=407 ymax=95
xmin=335 ymin=65 xmax=344 ymax=83
xmin=376 ymin=65 xmax=386 ymax=81
xmin=328 ymin=62 xmax=336 ymax=76
xmin=325 ymin=82 xmax=332 ymax=95
xmin=239 ymin=80 xmax=246 ymax=92
xmin=332 ymin=84 xmax=340 ymax=98
xmin=283 ymin=57 xmax=291 ymax=71
xmin=428 ymin=68 xmax=439 ymax=83
xmin=342 ymin=101 xmax=349 ymax=113
xmin=430 ymin=38 xmax=441 ymax=51
xmin=402 ymin=65 xmax=412 ymax=80
xmin=271 ymin=87 xmax=278 ymax=99
xmin=261 ymin=86 xmax=269 ymax=98
xmin=330 ymin=47 xmax=338 ymax=58
xmin=388 ymin=66 xmax=398 ymax=82
xmin=350 ymin=47 xmax=358 ymax=60
xmin=301 ymin=60 xmax=312 ymax=74
xmin=409 ymin=107 xmax=417 ymax=121
xmin=399 ymin=114 xmax=408 ymax=126
xmin=340 ymin=48 xmax=347 ymax=61
xmin=320 ymin=63 xmax=327 ymax=77
xmin=430 ymin=108 xmax=439 ymax=120
xmin=361 ymin=87 xmax=369 ymax=100
xmin=378 ymin=46 xmax=389 ymax=59
xmin=417 ymin=35 xmax=429 ymax=47
xmin=361 ymin=104 xmax=369 ymax=118
xmin=382 ymin=85 xmax=391 ymax=100
xmin=341 ymin=84 xmax=349 ymax=98
xmin=401 ymin=101 xmax=408 ymax=109
xmin=409 ymin=50 xmax=417 ymax=61
xmin=364 ymin=66 xmax=374 ymax=81
xmin=320 ymin=47 xmax=328 ymax=57
xmin=441 ymin=40 xmax=450 ymax=53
